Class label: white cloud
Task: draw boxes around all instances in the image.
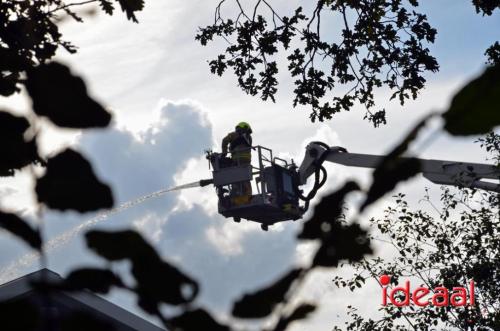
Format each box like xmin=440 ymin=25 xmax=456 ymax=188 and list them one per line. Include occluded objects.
xmin=173 ymin=156 xmax=218 ymax=216
xmin=0 ymin=186 xmax=17 ymax=200
xmin=133 ymin=212 xmax=165 ymax=243
xmin=0 ymin=171 xmax=37 ymax=217
xmin=205 ymin=221 xmax=259 ymax=256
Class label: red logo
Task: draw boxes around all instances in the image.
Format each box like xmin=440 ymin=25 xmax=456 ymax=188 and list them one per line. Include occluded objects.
xmin=380 ymin=275 xmax=475 ymax=307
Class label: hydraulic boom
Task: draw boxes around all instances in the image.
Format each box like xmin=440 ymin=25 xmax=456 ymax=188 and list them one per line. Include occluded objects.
xmin=299 ymin=142 xmax=500 ymax=193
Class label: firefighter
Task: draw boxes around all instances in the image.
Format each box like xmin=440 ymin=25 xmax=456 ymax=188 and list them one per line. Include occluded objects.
xmin=222 ymin=122 xmax=252 ymax=164
xmin=221 ymin=122 xmax=253 ymax=204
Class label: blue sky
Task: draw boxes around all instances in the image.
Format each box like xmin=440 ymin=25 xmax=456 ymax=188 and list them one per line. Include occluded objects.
xmin=0 ymin=1 xmax=498 ymax=329
xmin=420 ymin=1 xmax=499 ymax=75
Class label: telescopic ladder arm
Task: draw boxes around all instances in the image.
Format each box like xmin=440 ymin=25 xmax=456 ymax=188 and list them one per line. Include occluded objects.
xmin=298 ymin=142 xmax=500 ymax=193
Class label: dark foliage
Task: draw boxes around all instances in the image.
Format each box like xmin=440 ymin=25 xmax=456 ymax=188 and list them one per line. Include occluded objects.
xmin=298 ymin=181 xmax=372 ymax=268
xmin=116 ymin=0 xmax=145 ymax=23
xmin=362 ymin=157 xmax=421 ymax=211
xmin=477 ymin=131 xmax=500 ymax=165
xmin=442 ymin=63 xmax=500 ymax=136
xmin=62 ymin=268 xmax=125 ymax=293
xmin=35 ymin=148 xmax=114 ymax=212
xmin=472 ymin=0 xmax=500 ymax=15
xmin=98 ymin=0 xmax=115 ymax=15
xmin=168 ymin=308 xmax=231 ymax=331
xmin=383 ymin=114 xmax=431 ymax=157
xmin=197 ymin=0 xmax=439 ymax=125
xmin=360 ymin=114 xmax=434 ymax=211
xmin=98 ymin=0 xmax=145 ymax=23
xmin=298 ymin=181 xmax=360 ymax=240
xmin=232 ymin=268 xmax=303 ymax=318
xmin=25 ymin=62 xmax=111 ymax=129
xmin=133 ymin=260 xmax=199 ymax=308
xmin=86 ymin=230 xmax=199 ymax=308
xmin=0 ymin=211 xmax=42 ymax=250
xmin=485 ymin=41 xmax=500 ymax=65
xmin=313 ymin=222 xmax=372 ymax=268
xmin=0 ymin=1 xmax=71 ymax=97
xmin=333 ymin=184 xmax=500 ymax=330
xmin=272 ymin=303 xmax=316 ymax=331
xmin=85 ymin=229 xmax=158 ymax=263
xmin=0 ymin=0 xmax=143 ymax=98
xmin=0 ymin=111 xmax=41 ymax=177
xmin=95 ymin=0 xmax=145 ymax=22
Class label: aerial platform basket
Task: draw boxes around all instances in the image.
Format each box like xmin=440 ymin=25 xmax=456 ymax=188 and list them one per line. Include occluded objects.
xmin=206 ymin=146 xmax=304 ymax=230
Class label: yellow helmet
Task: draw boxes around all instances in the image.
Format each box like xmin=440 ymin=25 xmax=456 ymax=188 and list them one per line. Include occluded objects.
xmin=236 ymin=122 xmax=251 ymax=131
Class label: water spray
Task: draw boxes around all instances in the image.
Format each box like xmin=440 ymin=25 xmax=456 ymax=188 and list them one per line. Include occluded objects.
xmin=0 ymin=179 xmax=212 ymax=283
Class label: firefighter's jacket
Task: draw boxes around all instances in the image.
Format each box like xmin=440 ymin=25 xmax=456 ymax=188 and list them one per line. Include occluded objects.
xmin=222 ymin=131 xmax=252 ymax=164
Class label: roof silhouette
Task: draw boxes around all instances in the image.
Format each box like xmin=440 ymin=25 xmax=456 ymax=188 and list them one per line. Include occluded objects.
xmin=0 ymin=268 xmax=165 ymax=331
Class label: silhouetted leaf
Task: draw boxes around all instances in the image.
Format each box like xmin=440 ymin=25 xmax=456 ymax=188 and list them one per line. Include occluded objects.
xmin=273 ymin=303 xmax=316 ymax=331
xmin=287 ymin=303 xmax=316 ymax=323
xmin=360 ymin=157 xmax=421 ymax=211
xmin=133 ymin=259 xmax=199 ymax=306
xmin=360 ymin=115 xmax=431 ymax=211
xmin=443 ymin=64 xmax=500 ymax=136
xmin=35 ymin=148 xmax=114 ymax=212
xmin=117 ymin=0 xmax=144 ymax=23
xmin=86 ymin=229 xmax=199 ymax=306
xmin=0 ymin=72 xmax=20 ymax=96
xmin=472 ymin=0 xmax=500 ymax=15
xmin=298 ymin=181 xmax=360 ymax=240
xmin=485 ymin=41 xmax=500 ymax=65
xmin=0 ymin=211 xmax=42 ymax=250
xmin=0 ymin=40 xmax=30 ymax=97
xmin=85 ymin=229 xmax=158 ymax=262
xmin=63 ymin=268 xmax=124 ymax=293
xmin=99 ymin=0 xmax=115 ymax=15
xmin=61 ymin=311 xmax=116 ymax=331
xmin=385 ymin=115 xmax=432 ymax=158
xmin=313 ymin=222 xmax=372 ymax=268
xmin=136 ymin=293 xmax=160 ymax=315
xmin=169 ymin=308 xmax=231 ymax=331
xmin=25 ymin=62 xmax=111 ymax=128
xmin=0 ymin=298 xmax=39 ymax=331
xmin=232 ymin=268 xmax=303 ymax=318
xmin=0 ymin=111 xmax=41 ymax=177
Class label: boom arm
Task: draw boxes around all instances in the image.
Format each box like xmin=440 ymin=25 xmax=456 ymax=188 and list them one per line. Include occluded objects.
xmin=298 ymin=142 xmax=500 ymax=193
